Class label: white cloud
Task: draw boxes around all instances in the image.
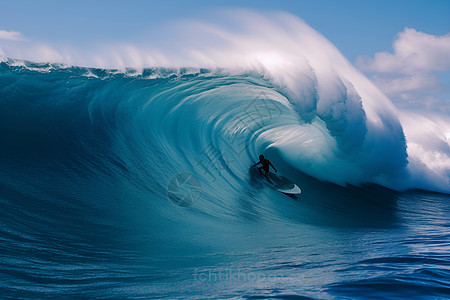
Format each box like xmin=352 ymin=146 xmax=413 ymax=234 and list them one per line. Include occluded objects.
xmin=0 ymin=29 xmax=25 ymax=41
xmin=357 ymin=28 xmax=450 ymax=73
xmin=356 ymin=28 xmax=450 ymax=113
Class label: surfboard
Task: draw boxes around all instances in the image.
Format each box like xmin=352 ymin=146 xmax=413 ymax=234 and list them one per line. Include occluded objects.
xmin=258 ymin=171 xmax=301 ymax=195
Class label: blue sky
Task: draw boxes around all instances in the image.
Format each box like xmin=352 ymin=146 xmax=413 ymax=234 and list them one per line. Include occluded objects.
xmin=1 ymin=0 xmax=449 ymax=113
xmin=1 ymin=0 xmax=449 ymax=61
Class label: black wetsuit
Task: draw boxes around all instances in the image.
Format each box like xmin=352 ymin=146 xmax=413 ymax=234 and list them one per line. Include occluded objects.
xmin=259 ymin=159 xmax=270 ymax=173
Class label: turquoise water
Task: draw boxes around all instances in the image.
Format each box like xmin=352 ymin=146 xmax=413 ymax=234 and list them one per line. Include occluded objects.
xmin=0 ymin=62 xmax=449 ymax=299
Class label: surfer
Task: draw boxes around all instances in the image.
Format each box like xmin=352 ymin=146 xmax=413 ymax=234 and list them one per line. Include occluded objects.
xmin=253 ymin=155 xmax=277 ymax=183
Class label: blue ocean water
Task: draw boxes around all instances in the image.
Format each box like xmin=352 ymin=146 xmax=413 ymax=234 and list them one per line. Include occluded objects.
xmin=0 ymin=61 xmax=449 ymax=299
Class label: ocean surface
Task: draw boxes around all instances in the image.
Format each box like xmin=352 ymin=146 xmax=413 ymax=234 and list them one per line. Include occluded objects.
xmin=0 ymin=60 xmax=449 ymax=299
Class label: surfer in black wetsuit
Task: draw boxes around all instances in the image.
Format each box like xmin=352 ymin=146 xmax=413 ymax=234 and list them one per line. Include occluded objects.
xmin=253 ymin=155 xmax=277 ymax=184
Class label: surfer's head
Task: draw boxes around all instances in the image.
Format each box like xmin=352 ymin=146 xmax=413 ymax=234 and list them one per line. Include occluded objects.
xmin=259 ymin=154 xmax=264 ymax=160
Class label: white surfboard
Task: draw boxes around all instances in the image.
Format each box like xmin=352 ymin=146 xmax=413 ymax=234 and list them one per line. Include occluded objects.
xmin=264 ymin=172 xmax=302 ymax=195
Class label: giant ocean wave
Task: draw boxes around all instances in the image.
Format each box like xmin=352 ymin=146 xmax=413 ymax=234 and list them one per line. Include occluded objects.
xmin=1 ymin=11 xmax=447 ymax=194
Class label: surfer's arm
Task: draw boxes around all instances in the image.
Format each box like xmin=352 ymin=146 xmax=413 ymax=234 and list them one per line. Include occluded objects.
xmin=269 ymin=161 xmax=277 ymax=172
xmin=253 ymin=162 xmax=261 ymax=167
